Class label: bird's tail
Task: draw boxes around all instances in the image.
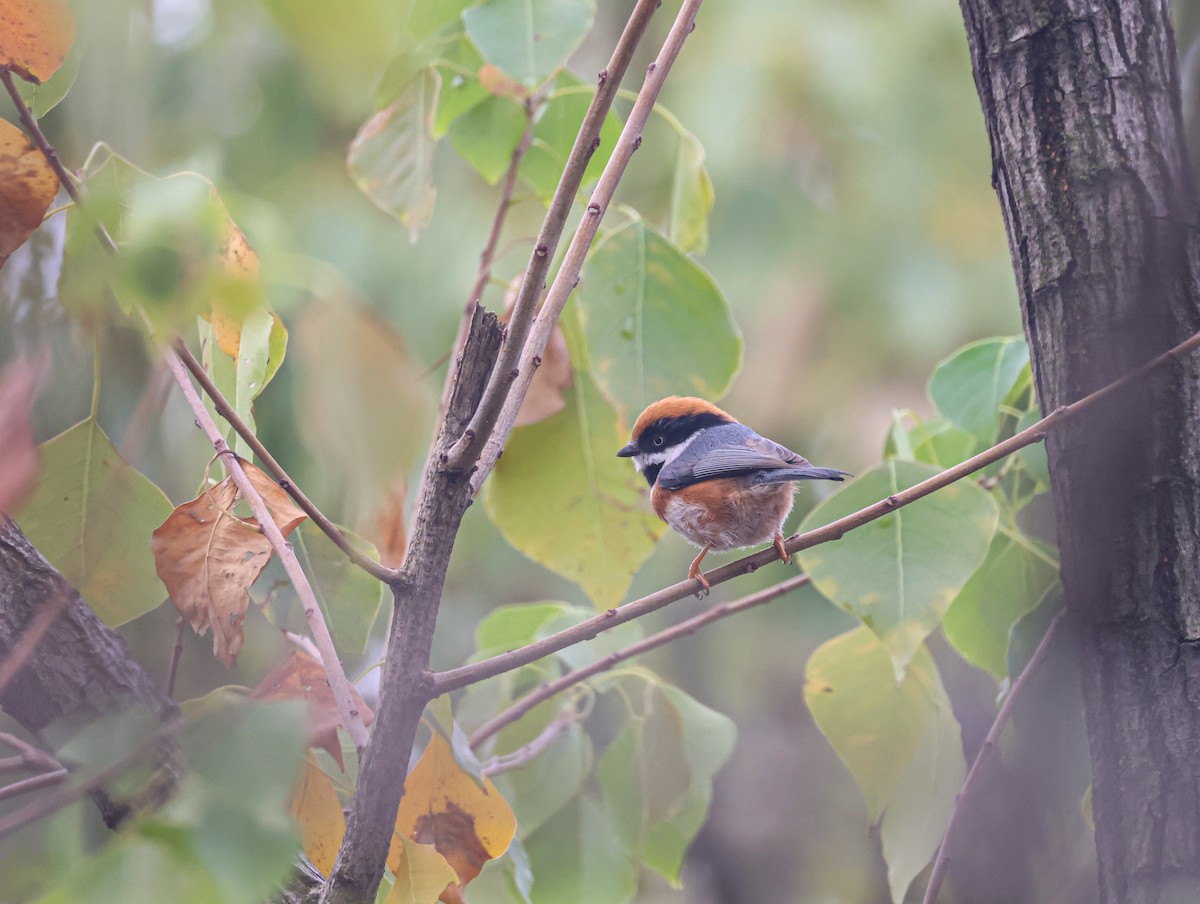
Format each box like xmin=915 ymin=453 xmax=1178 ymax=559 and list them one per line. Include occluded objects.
xmin=752 ymin=467 xmax=852 ymax=485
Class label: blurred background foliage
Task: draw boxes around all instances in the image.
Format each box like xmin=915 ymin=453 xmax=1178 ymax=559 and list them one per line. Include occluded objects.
xmin=10 ymin=0 xmax=1192 ymax=900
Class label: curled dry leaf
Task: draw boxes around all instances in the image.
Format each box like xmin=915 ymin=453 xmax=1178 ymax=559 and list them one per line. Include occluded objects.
xmin=500 ymin=285 xmax=572 ymax=427
xmin=253 ymin=649 xmax=374 ymax=770
xmin=0 ymin=119 xmax=57 ymax=270
xmin=151 ymin=459 xmax=306 ymax=666
xmin=0 ymin=0 xmax=75 ymax=83
xmin=388 ymin=733 xmax=517 ymax=902
xmin=0 ymin=353 xmax=44 ymax=513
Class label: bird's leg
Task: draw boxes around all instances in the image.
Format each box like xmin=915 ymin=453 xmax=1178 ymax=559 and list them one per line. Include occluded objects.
xmin=688 ymin=544 xmax=713 ymax=595
xmin=773 ymin=532 xmax=790 ymax=565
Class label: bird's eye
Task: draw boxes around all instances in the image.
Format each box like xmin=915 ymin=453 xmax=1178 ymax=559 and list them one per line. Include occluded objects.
xmin=653 ymin=435 xmax=664 ymax=447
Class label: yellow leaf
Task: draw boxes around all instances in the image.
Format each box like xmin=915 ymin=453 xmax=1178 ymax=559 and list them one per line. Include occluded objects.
xmin=0 ymin=0 xmax=75 ymax=83
xmin=289 ymin=754 xmax=345 ymax=877
xmin=388 ymin=734 xmax=516 ymax=896
xmin=385 ymin=837 xmax=459 ymax=904
xmin=0 ymin=119 xmax=57 ymax=269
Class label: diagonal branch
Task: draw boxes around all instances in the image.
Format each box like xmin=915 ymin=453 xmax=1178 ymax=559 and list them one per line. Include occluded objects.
xmin=163 ymin=350 xmax=370 ymax=751
xmin=468 ymin=574 xmax=811 ymax=748
xmin=434 ymin=325 xmax=1200 ymax=694
xmin=921 ymin=609 xmax=1068 ymax=904
xmin=440 ymin=0 xmax=675 ymax=478
xmin=171 ymin=340 xmax=397 ymax=583
xmin=464 ymin=0 xmax=706 ymax=491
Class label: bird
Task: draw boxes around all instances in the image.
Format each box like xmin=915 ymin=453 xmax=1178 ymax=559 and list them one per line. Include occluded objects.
xmin=617 ymin=396 xmax=850 ymax=592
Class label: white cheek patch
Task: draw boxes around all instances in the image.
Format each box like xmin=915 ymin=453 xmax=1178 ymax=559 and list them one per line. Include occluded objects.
xmin=634 ymin=432 xmax=702 ymax=474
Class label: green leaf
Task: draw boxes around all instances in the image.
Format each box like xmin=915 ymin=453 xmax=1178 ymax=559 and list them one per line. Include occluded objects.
xmin=928 ymin=337 xmax=1029 ymax=443
xmin=576 ymin=221 xmax=741 ymax=414
xmin=521 ymin=74 xmax=623 ymax=201
xmin=406 ymin=0 xmax=475 ymax=41
xmin=596 ymin=680 xmax=736 ymax=884
xmin=463 ymin=0 xmax=596 ymax=88
xmin=804 ymin=626 xmax=953 ymax=824
xmin=1007 ymin=582 xmax=1063 ymax=678
xmin=942 ymin=530 xmax=1059 ymax=679
xmin=797 ymin=459 xmax=998 ymax=676
xmin=448 ymin=95 xmax=527 ymax=184
xmin=538 ymin=604 xmax=643 ymax=671
xmin=885 ymin=412 xmax=980 ymax=469
xmin=668 ymin=130 xmax=713 ymax=255
xmin=523 ymin=795 xmax=636 ymax=904
xmin=474 ymin=601 xmax=578 ymax=656
xmin=16 ymin=39 xmax=81 ymax=118
xmin=348 ymin=68 xmax=440 ymax=242
xmin=293 ymin=298 xmax=432 ymax=524
xmin=432 ymin=38 xmax=489 ymax=136
xmin=15 ymin=418 xmax=173 ymax=626
xmin=485 ymin=370 xmax=664 ymax=609
xmin=879 ymin=705 xmax=965 ymax=904
xmin=288 ymin=520 xmax=387 ymax=659
xmin=492 ymin=710 xmax=593 ymax=837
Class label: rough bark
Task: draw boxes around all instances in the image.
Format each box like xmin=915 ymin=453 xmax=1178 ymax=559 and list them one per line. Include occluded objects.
xmin=0 ymin=515 xmax=178 ymax=824
xmin=321 ymin=304 xmax=503 ymax=904
xmin=958 ymin=2 xmax=1200 ymax=902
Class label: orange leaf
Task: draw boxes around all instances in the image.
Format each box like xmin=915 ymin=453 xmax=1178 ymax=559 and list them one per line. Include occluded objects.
xmin=289 ymin=753 xmax=345 ymax=877
xmin=252 ymin=649 xmax=374 ymax=770
xmin=384 ymin=836 xmax=458 ymax=904
xmin=150 ymin=459 xmax=305 ymax=665
xmin=372 ymin=481 xmax=408 ymax=569
xmin=388 ymin=734 xmax=516 ymax=899
xmin=0 ymin=354 xmax=42 ymax=514
xmin=0 ymin=120 xmax=56 ymax=270
xmin=0 ymin=0 xmax=75 ymax=83
xmin=208 ymin=214 xmax=263 ymax=358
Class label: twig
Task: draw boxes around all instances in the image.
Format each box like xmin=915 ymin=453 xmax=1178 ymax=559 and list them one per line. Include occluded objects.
xmin=0 ymin=69 xmax=117 ymax=254
xmin=0 ymin=717 xmax=183 ymax=843
xmin=435 ymin=326 xmax=1200 ymax=693
xmin=921 ymin=609 xmax=1067 ymax=904
xmin=163 ymin=349 xmax=370 ymax=751
xmin=469 ymin=574 xmax=810 ymax=747
xmin=479 ymin=711 xmax=577 ymax=775
xmin=439 ymin=0 xmax=666 ymax=478
xmin=165 ymin=616 xmax=185 ymax=699
xmin=0 ymin=584 xmax=70 ymax=697
xmin=171 ymin=340 xmax=396 ymax=583
xmin=0 ymin=768 xmax=68 ymax=803
xmin=0 ymin=731 xmax=61 ymax=774
xmin=463 ymin=0 xmax=705 ymax=489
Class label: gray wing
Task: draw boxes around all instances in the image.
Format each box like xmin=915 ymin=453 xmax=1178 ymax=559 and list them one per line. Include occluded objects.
xmin=657 ymin=423 xmax=809 ymax=490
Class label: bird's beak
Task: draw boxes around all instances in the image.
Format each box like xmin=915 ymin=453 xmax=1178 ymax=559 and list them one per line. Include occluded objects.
xmin=616 ymin=442 xmax=638 ymax=458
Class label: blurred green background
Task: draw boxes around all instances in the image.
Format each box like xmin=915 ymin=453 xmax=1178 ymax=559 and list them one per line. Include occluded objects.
xmin=5 ymin=0 xmax=1157 ymax=900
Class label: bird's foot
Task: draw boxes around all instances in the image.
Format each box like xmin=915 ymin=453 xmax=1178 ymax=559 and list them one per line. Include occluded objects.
xmin=773 ymin=533 xmax=790 ymax=565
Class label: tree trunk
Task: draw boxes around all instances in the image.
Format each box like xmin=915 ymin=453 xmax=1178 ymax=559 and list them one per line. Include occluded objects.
xmin=958 ymin=2 xmax=1200 ymax=902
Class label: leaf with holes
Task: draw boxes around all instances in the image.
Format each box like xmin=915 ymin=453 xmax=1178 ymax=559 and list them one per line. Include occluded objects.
xmin=16 ymin=417 xmax=174 ymax=625
xmin=796 ymin=459 xmax=997 ymax=677
xmin=576 ymin=220 xmax=741 ymax=415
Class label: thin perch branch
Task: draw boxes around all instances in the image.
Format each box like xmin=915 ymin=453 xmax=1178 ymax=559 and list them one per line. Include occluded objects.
xmin=434 ymin=325 xmax=1200 ymax=693
xmin=163 ymin=349 xmax=370 ymax=751
xmin=468 ymin=574 xmax=811 ymax=748
xmin=171 ymin=340 xmax=397 ymax=583
xmin=921 ymin=610 xmax=1068 ymax=904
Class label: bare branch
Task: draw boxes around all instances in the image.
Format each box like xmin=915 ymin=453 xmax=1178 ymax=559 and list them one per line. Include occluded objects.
xmin=469 ymin=574 xmax=811 ymax=748
xmin=922 ymin=610 xmax=1068 ymax=904
xmin=165 ymin=616 xmax=185 ymax=699
xmin=163 ymin=349 xmax=370 ymax=751
xmin=171 ymin=341 xmax=397 ymax=583
xmin=0 ymin=768 xmax=67 ymax=803
xmin=435 ymin=326 xmax=1200 ymax=693
xmin=480 ymin=711 xmax=577 ymax=776
xmin=440 ymin=0 xmax=668 ymax=477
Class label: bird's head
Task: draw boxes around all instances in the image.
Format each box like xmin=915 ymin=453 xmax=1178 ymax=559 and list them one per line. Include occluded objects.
xmin=617 ymin=396 xmax=736 ymax=485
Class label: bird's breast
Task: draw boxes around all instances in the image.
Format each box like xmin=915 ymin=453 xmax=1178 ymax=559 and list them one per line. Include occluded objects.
xmin=652 ymin=477 xmax=796 ymax=551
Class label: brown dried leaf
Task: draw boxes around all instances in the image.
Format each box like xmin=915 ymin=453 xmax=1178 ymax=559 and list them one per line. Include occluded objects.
xmin=252 ymin=649 xmax=374 ymax=769
xmin=150 ymin=460 xmax=306 ymax=665
xmin=0 ymin=354 xmax=43 ymax=513
xmin=0 ymin=120 xmax=56 ymax=270
xmin=373 ymin=480 xmax=408 ymax=569
xmin=388 ymin=734 xmax=516 ymax=898
xmin=499 ymin=287 xmax=573 ymax=427
xmin=0 ymin=0 xmax=75 ymax=83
